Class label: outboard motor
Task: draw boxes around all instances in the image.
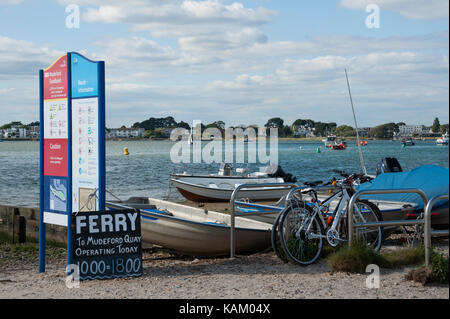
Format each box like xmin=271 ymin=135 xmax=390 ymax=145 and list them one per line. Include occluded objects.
xmin=265 ymin=164 xmax=297 ymax=183
xmin=376 ymin=157 xmax=403 ymax=176
xmin=218 ymin=163 xmax=233 ymax=176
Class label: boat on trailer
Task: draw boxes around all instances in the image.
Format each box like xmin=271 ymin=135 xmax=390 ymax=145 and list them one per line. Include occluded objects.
xmin=106 ymin=197 xmax=272 ymax=256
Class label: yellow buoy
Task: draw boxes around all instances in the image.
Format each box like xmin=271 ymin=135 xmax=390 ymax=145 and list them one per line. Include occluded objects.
xmin=123 ymin=147 xmax=129 ymax=156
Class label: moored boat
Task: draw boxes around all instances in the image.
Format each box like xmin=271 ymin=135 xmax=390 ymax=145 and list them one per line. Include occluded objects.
xmin=170 ymin=163 xmax=297 ymax=202
xmin=436 ymin=133 xmax=449 ymax=146
xmin=401 ymin=138 xmax=415 ymax=146
xmin=322 ymin=134 xmax=337 ymax=147
xmin=106 ymin=197 xmax=272 ymax=256
xmin=330 ymin=141 xmax=347 ymax=150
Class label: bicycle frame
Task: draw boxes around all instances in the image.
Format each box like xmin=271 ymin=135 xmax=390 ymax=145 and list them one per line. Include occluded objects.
xmin=299 ymin=185 xmax=369 ymax=244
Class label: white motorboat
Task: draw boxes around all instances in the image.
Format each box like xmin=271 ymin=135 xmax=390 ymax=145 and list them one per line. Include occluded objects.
xmin=436 ymin=133 xmax=449 ymax=146
xmin=106 ymin=197 xmax=272 ymax=256
xmin=322 ymin=134 xmax=337 ymax=146
xmin=170 ymin=163 xmax=297 ymax=202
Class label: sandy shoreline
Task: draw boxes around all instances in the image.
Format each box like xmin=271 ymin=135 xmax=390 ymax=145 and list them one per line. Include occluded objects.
xmin=1 ymin=243 xmax=448 ymax=299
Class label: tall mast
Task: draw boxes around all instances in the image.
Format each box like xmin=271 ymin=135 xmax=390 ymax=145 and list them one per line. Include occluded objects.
xmin=345 ymin=69 xmax=367 ymax=175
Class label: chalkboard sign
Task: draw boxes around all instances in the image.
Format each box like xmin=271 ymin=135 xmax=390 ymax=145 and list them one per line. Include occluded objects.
xmin=71 ymin=209 xmax=142 ymax=280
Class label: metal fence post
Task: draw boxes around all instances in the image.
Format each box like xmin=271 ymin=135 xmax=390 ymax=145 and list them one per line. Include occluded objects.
xmin=424 ymin=194 xmax=449 ymax=267
xmin=230 ymin=183 xmax=298 ymax=259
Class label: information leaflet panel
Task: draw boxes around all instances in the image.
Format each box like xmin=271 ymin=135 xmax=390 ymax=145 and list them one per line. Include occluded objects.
xmin=42 ymin=54 xmax=69 ymax=226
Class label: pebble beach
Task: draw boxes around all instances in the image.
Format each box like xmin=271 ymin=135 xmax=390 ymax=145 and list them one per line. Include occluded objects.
xmin=1 ymin=242 xmax=448 ymax=299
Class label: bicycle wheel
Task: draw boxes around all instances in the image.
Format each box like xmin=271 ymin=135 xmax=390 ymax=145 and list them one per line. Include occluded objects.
xmin=271 ymin=212 xmax=289 ymax=263
xmin=351 ymin=200 xmax=384 ymax=251
xmin=279 ymin=202 xmax=324 ymax=266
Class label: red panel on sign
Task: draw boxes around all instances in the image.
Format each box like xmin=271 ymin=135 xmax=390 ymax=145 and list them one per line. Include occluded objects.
xmin=43 ymin=55 xmax=68 ymax=100
xmin=44 ymin=139 xmax=68 ymax=177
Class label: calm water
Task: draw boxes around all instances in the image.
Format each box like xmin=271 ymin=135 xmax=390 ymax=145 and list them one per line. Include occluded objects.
xmin=0 ymin=140 xmax=448 ymax=207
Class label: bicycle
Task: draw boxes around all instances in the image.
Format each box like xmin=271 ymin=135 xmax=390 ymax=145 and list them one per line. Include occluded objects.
xmin=275 ymin=170 xmax=384 ymax=266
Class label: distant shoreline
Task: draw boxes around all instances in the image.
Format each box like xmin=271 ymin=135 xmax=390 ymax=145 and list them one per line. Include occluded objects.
xmin=0 ymin=137 xmax=440 ymax=142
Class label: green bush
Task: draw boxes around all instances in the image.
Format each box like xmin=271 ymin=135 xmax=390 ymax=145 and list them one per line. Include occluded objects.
xmin=430 ymin=251 xmax=449 ymax=284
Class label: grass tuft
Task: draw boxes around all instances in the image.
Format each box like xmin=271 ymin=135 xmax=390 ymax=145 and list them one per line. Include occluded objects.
xmin=382 ymin=246 xmax=425 ymax=268
xmin=327 ymin=238 xmax=427 ymax=273
xmin=326 ymin=239 xmax=389 ymax=273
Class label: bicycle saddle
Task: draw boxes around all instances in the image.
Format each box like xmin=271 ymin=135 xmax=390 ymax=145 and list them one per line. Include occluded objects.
xmin=304 ymin=181 xmax=323 ymax=187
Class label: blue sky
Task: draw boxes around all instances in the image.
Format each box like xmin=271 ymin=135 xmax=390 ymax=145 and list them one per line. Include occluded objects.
xmin=0 ymin=0 xmax=448 ymax=128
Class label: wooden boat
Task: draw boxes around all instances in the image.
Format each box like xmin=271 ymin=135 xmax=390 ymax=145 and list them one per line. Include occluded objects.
xmin=106 ymin=197 xmax=272 ymax=256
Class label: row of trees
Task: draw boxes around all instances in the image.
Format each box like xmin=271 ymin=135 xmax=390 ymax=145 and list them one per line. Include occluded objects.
xmin=127 ymin=116 xmax=450 ymax=139
xmin=0 ymin=121 xmax=40 ymax=130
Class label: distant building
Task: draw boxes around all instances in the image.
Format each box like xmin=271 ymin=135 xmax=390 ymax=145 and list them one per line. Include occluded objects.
xmin=398 ymin=125 xmax=425 ymax=136
xmin=293 ymin=125 xmax=315 ymax=137
xmin=357 ymin=127 xmax=372 ymax=137
xmin=2 ymin=126 xmax=28 ymax=138
xmin=108 ymin=127 xmax=145 ymax=138
xmin=29 ymin=125 xmax=40 ymax=139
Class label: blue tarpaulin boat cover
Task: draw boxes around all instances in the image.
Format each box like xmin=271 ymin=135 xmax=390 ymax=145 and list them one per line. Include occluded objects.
xmin=357 ymin=165 xmax=449 ymax=211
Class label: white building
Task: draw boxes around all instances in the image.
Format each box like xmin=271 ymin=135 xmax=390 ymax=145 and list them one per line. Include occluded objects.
xmin=293 ymin=125 xmax=315 ymax=137
xmin=108 ymin=128 xmax=145 ymax=138
xmin=2 ymin=126 xmax=28 ymax=138
xmin=398 ymin=125 xmax=424 ymax=136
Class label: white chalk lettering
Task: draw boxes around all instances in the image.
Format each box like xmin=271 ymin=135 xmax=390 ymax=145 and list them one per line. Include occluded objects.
xmin=101 ymin=214 xmax=113 ymax=232
xmin=76 ymin=215 xmax=87 ymax=234
xmin=115 ymin=214 xmax=127 ymax=232
xmin=88 ymin=215 xmax=99 ymax=233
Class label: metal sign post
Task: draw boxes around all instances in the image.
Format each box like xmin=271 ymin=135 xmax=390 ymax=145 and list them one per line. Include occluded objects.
xmin=39 ymin=52 xmax=105 ymax=273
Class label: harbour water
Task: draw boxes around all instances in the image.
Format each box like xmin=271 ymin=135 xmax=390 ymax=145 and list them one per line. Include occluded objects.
xmin=0 ymin=139 xmax=448 ymax=207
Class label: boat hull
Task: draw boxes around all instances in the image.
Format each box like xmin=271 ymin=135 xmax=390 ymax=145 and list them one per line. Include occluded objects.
xmin=171 ymin=179 xmax=293 ymax=202
xmin=107 ymin=198 xmax=272 ymax=256
xmin=235 ymin=198 xmax=416 ymax=236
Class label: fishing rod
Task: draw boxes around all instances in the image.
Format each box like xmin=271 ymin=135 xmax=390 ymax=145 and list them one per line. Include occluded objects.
xmin=345 ymin=69 xmax=367 ymax=176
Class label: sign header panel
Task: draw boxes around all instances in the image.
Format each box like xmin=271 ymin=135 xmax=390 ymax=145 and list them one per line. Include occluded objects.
xmin=69 ymin=53 xmax=104 ymax=213
xmin=43 ymin=55 xmax=68 ymax=100
xmin=71 ymin=53 xmax=99 ymax=99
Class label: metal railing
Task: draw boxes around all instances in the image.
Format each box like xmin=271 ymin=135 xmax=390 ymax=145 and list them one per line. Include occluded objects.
xmin=229 ymin=183 xmax=298 ymax=259
xmin=348 ymin=188 xmax=449 ymax=267
xmin=348 ymin=188 xmax=428 ymax=245
xmin=424 ymin=194 xmax=449 ymax=267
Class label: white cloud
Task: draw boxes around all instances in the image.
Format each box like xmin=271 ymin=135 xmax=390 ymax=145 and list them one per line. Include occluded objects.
xmin=0 ymin=36 xmax=63 ymax=78
xmin=340 ymin=0 xmax=449 ymax=20
xmin=82 ymin=0 xmax=276 ymax=33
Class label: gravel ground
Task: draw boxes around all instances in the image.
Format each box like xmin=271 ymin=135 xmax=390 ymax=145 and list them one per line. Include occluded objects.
xmin=0 ymin=240 xmax=448 ymax=299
